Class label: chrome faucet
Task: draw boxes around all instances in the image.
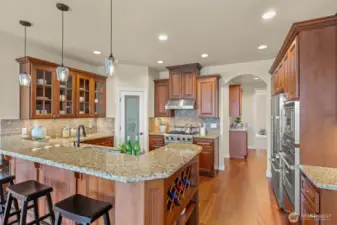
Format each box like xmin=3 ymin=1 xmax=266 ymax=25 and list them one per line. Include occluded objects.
xmin=74 ymin=125 xmax=86 ymax=147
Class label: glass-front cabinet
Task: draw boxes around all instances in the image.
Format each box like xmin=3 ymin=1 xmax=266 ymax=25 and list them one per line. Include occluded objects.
xmin=93 ymin=78 xmax=106 ymax=117
xmin=17 ymin=57 xmax=107 ymax=119
xmin=31 ymin=64 xmax=56 ymax=119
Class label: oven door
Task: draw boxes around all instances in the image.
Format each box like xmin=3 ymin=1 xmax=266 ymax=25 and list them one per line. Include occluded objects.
xmin=284 ymin=105 xmax=295 ymax=140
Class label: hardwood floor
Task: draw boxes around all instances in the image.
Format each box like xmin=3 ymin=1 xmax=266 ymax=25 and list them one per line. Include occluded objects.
xmin=199 ymin=149 xmax=290 ymax=225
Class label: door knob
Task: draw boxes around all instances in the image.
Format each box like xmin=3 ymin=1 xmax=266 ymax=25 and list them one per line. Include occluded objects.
xmin=140 ymin=132 xmax=144 ymax=135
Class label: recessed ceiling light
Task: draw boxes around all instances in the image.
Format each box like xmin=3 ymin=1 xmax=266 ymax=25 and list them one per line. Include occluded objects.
xmin=93 ymin=50 xmax=101 ymax=55
xmin=262 ymin=10 xmax=276 ymax=20
xmin=158 ymin=34 xmax=168 ymax=41
xmin=157 ymin=60 xmax=164 ymax=64
xmin=201 ymin=53 xmax=209 ymax=58
xmin=254 ymin=77 xmax=259 ymax=80
xmin=258 ymin=45 xmax=268 ymax=50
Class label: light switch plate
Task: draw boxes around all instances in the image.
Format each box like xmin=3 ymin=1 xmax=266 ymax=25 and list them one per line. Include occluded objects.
xmin=210 ymin=123 xmax=217 ymax=128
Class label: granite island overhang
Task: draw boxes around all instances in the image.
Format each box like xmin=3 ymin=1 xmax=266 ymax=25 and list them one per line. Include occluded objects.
xmin=0 ymin=136 xmax=202 ymax=225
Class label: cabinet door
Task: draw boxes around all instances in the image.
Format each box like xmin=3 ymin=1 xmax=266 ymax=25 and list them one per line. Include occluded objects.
xmin=55 ymin=71 xmax=76 ymax=118
xmin=229 ymin=131 xmax=248 ymax=158
xmin=197 ymin=77 xmax=218 ymax=117
xmin=289 ymin=39 xmax=299 ymax=100
xmin=149 ymin=135 xmax=165 ymax=151
xmin=199 ymin=151 xmax=214 ymax=172
xmin=278 ymin=62 xmax=285 ymax=92
xmin=181 ymin=71 xmax=196 ymax=99
xmin=169 ymin=71 xmax=182 ymax=99
xmin=77 ymin=74 xmax=92 ymax=118
xmin=31 ymin=64 xmax=56 ymax=119
xmin=154 ymin=79 xmax=173 ymax=117
xmin=283 ymin=55 xmax=289 ymax=96
xmin=93 ymin=78 xmax=106 ymax=117
xmin=229 ymin=85 xmax=241 ymax=117
xmin=301 ymin=194 xmax=319 ymax=225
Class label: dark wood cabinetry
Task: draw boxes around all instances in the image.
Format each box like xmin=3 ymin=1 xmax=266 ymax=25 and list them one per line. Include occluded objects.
xmin=229 ymin=85 xmax=242 ymax=117
xmin=197 ymin=75 xmax=220 ymax=118
xmin=229 ymin=130 xmax=247 ymax=159
xmin=193 ymin=138 xmax=218 ymax=177
xmin=149 ymin=135 xmax=165 ymax=151
xmin=167 ymin=63 xmax=201 ymax=100
xmin=81 ymin=136 xmax=114 ymax=147
xmin=17 ymin=56 xmax=106 ymax=119
xmin=154 ymin=79 xmax=174 ymax=117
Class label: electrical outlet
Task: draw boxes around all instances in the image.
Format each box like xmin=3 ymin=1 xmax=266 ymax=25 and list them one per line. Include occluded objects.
xmin=210 ymin=123 xmax=217 ymax=128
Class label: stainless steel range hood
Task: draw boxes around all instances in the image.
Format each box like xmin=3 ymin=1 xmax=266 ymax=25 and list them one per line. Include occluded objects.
xmin=165 ymin=99 xmax=195 ymax=110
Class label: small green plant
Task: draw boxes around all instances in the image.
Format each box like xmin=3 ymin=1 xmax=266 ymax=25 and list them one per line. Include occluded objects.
xmin=235 ymin=117 xmax=242 ymax=124
xmin=119 ymin=143 xmax=126 ymax=153
xmin=158 ymin=118 xmax=166 ymax=126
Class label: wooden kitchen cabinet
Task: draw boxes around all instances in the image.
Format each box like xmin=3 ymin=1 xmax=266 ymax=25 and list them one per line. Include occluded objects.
xmin=149 ymin=135 xmax=165 ymax=151
xmin=167 ymin=63 xmax=201 ymax=100
xmin=197 ymin=75 xmax=220 ymax=118
xmin=154 ymin=79 xmax=174 ymax=117
xmin=193 ymin=138 xmax=218 ymax=177
xmin=81 ymin=136 xmax=114 ymax=147
xmin=229 ymin=85 xmax=242 ymax=117
xmin=229 ymin=130 xmax=248 ymax=159
xmin=17 ymin=56 xmax=107 ymax=119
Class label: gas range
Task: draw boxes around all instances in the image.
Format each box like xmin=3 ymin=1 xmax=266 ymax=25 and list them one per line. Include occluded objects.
xmin=164 ymin=130 xmax=199 ymax=144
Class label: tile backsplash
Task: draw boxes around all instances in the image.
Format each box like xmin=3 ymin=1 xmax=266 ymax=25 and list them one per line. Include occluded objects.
xmin=1 ymin=117 xmax=115 ymax=138
xmin=149 ymin=110 xmax=220 ymax=134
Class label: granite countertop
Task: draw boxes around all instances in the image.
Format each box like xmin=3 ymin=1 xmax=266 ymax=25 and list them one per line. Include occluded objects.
xmin=300 ymin=165 xmax=337 ymax=191
xmin=229 ymin=128 xmax=248 ymax=132
xmin=0 ymin=135 xmax=202 ymax=183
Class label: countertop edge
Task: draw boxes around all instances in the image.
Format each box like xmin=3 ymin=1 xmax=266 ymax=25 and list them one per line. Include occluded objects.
xmin=299 ymin=165 xmax=337 ymax=191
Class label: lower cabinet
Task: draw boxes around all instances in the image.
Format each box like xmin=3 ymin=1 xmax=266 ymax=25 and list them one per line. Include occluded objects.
xmin=149 ymin=135 xmax=165 ymax=151
xmin=81 ymin=136 xmax=114 ymax=147
xmin=229 ymin=130 xmax=248 ymax=159
xmin=301 ymin=173 xmax=320 ymax=225
xmin=193 ymin=138 xmax=218 ymax=177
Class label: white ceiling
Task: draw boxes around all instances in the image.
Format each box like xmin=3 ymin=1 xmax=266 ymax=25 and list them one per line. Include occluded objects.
xmin=0 ymin=0 xmax=336 ymax=71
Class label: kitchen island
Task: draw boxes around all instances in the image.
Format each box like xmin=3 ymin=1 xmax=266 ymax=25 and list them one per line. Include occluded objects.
xmin=0 ymin=135 xmax=201 ymax=225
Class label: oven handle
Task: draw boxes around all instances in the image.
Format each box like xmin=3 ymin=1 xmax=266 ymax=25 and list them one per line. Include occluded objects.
xmin=269 ymin=158 xmax=281 ymax=172
xmin=283 ymin=170 xmax=293 ymax=188
xmin=280 ymin=153 xmax=295 ymax=170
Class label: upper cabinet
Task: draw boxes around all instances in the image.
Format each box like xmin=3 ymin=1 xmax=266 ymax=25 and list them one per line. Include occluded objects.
xmin=154 ymin=79 xmax=174 ymax=117
xmin=197 ymin=75 xmax=220 ymax=118
xmin=229 ymin=85 xmax=242 ymax=117
xmin=270 ymin=37 xmax=299 ymax=100
xmin=167 ymin=63 xmax=201 ymax=99
xmin=17 ymin=56 xmax=107 ymax=119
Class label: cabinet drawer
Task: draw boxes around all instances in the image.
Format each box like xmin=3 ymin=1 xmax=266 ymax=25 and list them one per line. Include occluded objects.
xmin=301 ymin=193 xmax=319 ymax=225
xmin=149 ymin=135 xmax=164 ymax=144
xmin=301 ymin=175 xmax=320 ymax=214
xmin=193 ymin=138 xmax=214 ymax=152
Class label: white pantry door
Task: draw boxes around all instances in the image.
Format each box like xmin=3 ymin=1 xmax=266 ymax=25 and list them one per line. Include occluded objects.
xmin=120 ymin=91 xmax=145 ymax=149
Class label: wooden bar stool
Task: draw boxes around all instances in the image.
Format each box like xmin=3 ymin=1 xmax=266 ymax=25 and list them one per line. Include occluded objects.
xmin=0 ymin=172 xmax=17 ymax=216
xmin=2 ymin=180 xmax=55 ymax=225
xmin=53 ymin=194 xmax=113 ymax=225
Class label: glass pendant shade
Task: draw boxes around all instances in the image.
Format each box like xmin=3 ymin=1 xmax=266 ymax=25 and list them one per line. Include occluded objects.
xmin=19 ymin=72 xmax=32 ymax=87
xmin=56 ymin=65 xmax=69 ymax=82
xmin=105 ymin=56 xmax=116 ymax=76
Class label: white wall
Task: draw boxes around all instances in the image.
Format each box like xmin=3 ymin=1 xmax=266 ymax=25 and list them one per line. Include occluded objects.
xmin=160 ymin=59 xmax=273 ymax=175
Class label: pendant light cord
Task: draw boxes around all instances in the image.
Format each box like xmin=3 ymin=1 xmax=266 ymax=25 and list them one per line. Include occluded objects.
xmin=61 ymin=10 xmax=64 ymax=65
xmin=24 ymin=26 xmax=27 ymax=57
xmin=110 ymin=0 xmax=113 ymax=57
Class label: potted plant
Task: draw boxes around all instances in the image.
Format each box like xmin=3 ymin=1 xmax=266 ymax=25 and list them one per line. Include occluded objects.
xmin=158 ymin=119 xmax=167 ymax=133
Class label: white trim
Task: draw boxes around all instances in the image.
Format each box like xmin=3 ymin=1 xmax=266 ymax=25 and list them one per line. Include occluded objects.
xmin=266 ymin=170 xmax=272 ymax=178
xmin=218 ymin=165 xmax=225 ymax=171
xmin=248 ymin=145 xmax=255 ymax=150
xmin=224 ymin=154 xmax=230 ymax=158
xmin=115 ymin=87 xmax=149 ymax=151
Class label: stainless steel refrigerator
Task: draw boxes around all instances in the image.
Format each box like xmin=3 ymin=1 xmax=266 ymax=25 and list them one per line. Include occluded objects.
xmin=270 ymin=93 xmax=285 ymax=209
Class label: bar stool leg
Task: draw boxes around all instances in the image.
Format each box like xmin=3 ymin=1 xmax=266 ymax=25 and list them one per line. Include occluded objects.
xmin=19 ymin=200 xmax=28 ymax=225
xmin=103 ymin=212 xmax=111 ymax=225
xmin=3 ymin=193 xmax=13 ymax=225
xmin=54 ymin=212 xmax=63 ymax=225
xmin=33 ymin=199 xmax=40 ymax=225
xmin=46 ymin=193 xmax=55 ymax=225
xmin=0 ymin=183 xmax=4 ymax=215
xmin=13 ymin=198 xmax=21 ymax=223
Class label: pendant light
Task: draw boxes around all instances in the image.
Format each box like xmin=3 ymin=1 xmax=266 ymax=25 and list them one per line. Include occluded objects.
xmin=56 ymin=3 xmax=69 ymax=82
xmin=18 ymin=20 xmax=32 ymax=87
xmin=105 ymin=0 xmax=117 ymax=76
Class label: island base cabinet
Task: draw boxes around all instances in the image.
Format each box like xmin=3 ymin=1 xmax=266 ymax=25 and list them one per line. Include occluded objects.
xmin=4 ymin=155 xmax=200 ymax=225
